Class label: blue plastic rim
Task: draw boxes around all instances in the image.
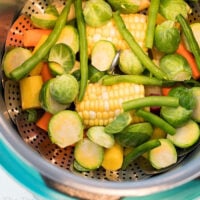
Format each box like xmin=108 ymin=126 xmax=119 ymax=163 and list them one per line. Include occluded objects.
xmin=1 ymin=135 xmax=200 ymax=200
xmin=0 ymin=137 xmax=75 ymax=200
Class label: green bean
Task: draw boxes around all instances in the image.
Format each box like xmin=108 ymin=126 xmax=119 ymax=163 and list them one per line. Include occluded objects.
xmin=102 ymin=75 xmax=162 ymax=86
xmin=122 ymin=139 xmax=161 ymax=169
xmin=136 ymin=109 xmax=176 ymax=135
xmin=145 ymin=0 xmax=160 ymax=48
xmin=123 ymin=96 xmax=179 ymax=111
xmin=10 ymin=0 xmax=73 ymax=81
xmin=75 ymin=0 xmax=88 ymax=101
xmin=113 ymin=11 xmax=167 ymax=80
xmin=176 ymin=14 xmax=200 ymax=70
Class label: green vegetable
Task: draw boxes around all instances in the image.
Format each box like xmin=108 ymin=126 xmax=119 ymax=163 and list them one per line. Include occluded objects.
xmin=88 ymin=65 xmax=105 ymax=83
xmin=10 ymin=0 xmax=73 ymax=80
xmin=40 ymin=79 xmax=70 ymax=114
xmin=91 ymin=40 xmax=116 ymax=71
xmin=160 ymin=106 xmax=192 ymax=128
xmin=31 ymin=13 xmax=58 ymax=29
xmin=49 ymin=74 xmax=79 ymax=104
xmin=160 ymin=53 xmax=192 ymax=81
xmin=115 ymin=122 xmax=153 ymax=147
xmin=167 ymin=120 xmax=200 ymax=148
xmin=104 ymin=112 xmax=132 ymax=134
xmin=191 ymin=87 xmax=200 ymax=122
xmin=74 ymin=138 xmax=104 ymax=170
xmin=169 ymin=86 xmax=196 ymax=110
xmin=73 ymin=160 xmax=91 ymax=172
xmin=48 ymin=43 xmax=75 ymax=75
xmin=113 ymin=11 xmax=167 ymax=80
xmin=119 ymin=49 xmax=144 ymax=75
xmin=107 ymin=0 xmax=140 ymax=14
xmin=56 ymin=25 xmax=79 ymax=54
xmin=182 ymin=23 xmax=200 ymax=52
xmin=122 ymin=139 xmax=161 ymax=169
xmin=75 ymin=0 xmax=88 ymax=101
xmin=83 ymin=0 xmax=112 ymax=27
xmin=87 ymin=126 xmax=115 ymax=148
xmin=123 ymin=96 xmax=179 ymax=111
xmin=159 ymin=0 xmax=190 ymax=21
xmin=48 ymin=110 xmax=83 ymax=148
xmin=176 ymin=14 xmax=200 ymax=71
xmin=44 ymin=5 xmax=59 ymax=17
xmin=145 ymin=0 xmax=160 ymax=48
xmin=3 ymin=47 xmax=32 ymax=78
xmin=149 ymin=139 xmax=177 ymax=170
xmin=102 ymin=75 xmax=162 ymax=86
xmin=154 ymin=20 xmax=180 ymax=53
xmin=26 ymin=109 xmax=38 ymax=123
xmin=136 ymin=109 xmax=176 ymax=135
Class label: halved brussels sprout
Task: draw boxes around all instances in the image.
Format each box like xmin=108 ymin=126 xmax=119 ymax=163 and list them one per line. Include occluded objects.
xmin=160 ymin=54 xmax=192 ymax=81
xmin=159 ymin=0 xmax=191 ymax=21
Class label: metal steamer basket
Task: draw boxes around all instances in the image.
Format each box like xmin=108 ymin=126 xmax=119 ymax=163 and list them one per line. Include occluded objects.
xmin=0 ymin=0 xmax=200 ymax=199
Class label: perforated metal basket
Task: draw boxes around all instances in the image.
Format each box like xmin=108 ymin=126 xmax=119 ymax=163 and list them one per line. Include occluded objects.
xmin=1 ymin=1 xmax=200 ymax=199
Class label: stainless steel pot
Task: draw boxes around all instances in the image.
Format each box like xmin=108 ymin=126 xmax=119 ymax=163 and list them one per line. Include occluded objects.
xmin=0 ymin=1 xmax=200 ymax=199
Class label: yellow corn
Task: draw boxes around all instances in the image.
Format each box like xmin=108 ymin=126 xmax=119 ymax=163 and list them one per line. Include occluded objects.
xmin=75 ymin=82 xmax=145 ymax=127
xmin=86 ymin=13 xmax=147 ymax=55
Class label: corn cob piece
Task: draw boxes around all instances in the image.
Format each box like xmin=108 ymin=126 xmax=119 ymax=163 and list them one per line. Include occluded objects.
xmin=75 ymin=82 xmax=145 ymax=127
xmin=86 ymin=14 xmax=147 ymax=55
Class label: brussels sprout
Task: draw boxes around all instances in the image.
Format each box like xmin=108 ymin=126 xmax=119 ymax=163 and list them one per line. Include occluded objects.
xmin=48 ymin=43 xmax=75 ymax=75
xmin=160 ymin=54 xmax=192 ymax=81
xmin=159 ymin=0 xmax=190 ymax=21
xmin=49 ymin=74 xmax=79 ymax=104
xmin=169 ymin=86 xmax=196 ymax=110
xmin=154 ymin=21 xmax=180 ymax=54
xmin=119 ymin=49 xmax=144 ymax=75
xmin=83 ymin=0 xmax=112 ymax=27
xmin=161 ymin=106 xmax=192 ymax=128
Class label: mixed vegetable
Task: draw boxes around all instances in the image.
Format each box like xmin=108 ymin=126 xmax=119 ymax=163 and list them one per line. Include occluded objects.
xmin=2 ymin=0 xmax=200 ymax=172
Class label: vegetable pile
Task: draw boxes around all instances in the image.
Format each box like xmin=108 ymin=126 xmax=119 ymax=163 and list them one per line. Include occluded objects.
xmin=2 ymin=0 xmax=200 ymax=173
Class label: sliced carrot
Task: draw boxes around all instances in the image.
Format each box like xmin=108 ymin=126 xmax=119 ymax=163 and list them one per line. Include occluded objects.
xmin=36 ymin=112 xmax=53 ymax=131
xmin=161 ymin=87 xmax=172 ymax=96
xmin=176 ymin=42 xmax=200 ymax=80
xmin=23 ymin=29 xmax=52 ymax=47
xmin=40 ymin=62 xmax=53 ymax=82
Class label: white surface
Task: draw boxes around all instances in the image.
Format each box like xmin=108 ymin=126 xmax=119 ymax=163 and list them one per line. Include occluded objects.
xmin=0 ymin=166 xmax=37 ymax=200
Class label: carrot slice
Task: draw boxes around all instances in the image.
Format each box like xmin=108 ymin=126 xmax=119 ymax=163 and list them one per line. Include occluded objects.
xmin=23 ymin=29 xmax=52 ymax=47
xmin=176 ymin=42 xmax=200 ymax=80
xmin=40 ymin=62 xmax=53 ymax=82
xmin=36 ymin=112 xmax=53 ymax=131
xmin=161 ymin=87 xmax=172 ymax=96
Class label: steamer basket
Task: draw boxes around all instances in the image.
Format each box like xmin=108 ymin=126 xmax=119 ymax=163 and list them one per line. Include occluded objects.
xmin=0 ymin=1 xmax=200 ymax=199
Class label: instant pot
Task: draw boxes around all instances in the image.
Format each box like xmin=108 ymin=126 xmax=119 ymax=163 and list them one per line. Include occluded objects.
xmin=0 ymin=0 xmax=200 ymax=199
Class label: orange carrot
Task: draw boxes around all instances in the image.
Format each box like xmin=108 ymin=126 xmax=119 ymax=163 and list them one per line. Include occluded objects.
xmin=176 ymin=42 xmax=200 ymax=80
xmin=161 ymin=87 xmax=172 ymax=96
xmin=36 ymin=112 xmax=53 ymax=131
xmin=23 ymin=29 xmax=52 ymax=47
xmin=40 ymin=63 xmax=53 ymax=82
